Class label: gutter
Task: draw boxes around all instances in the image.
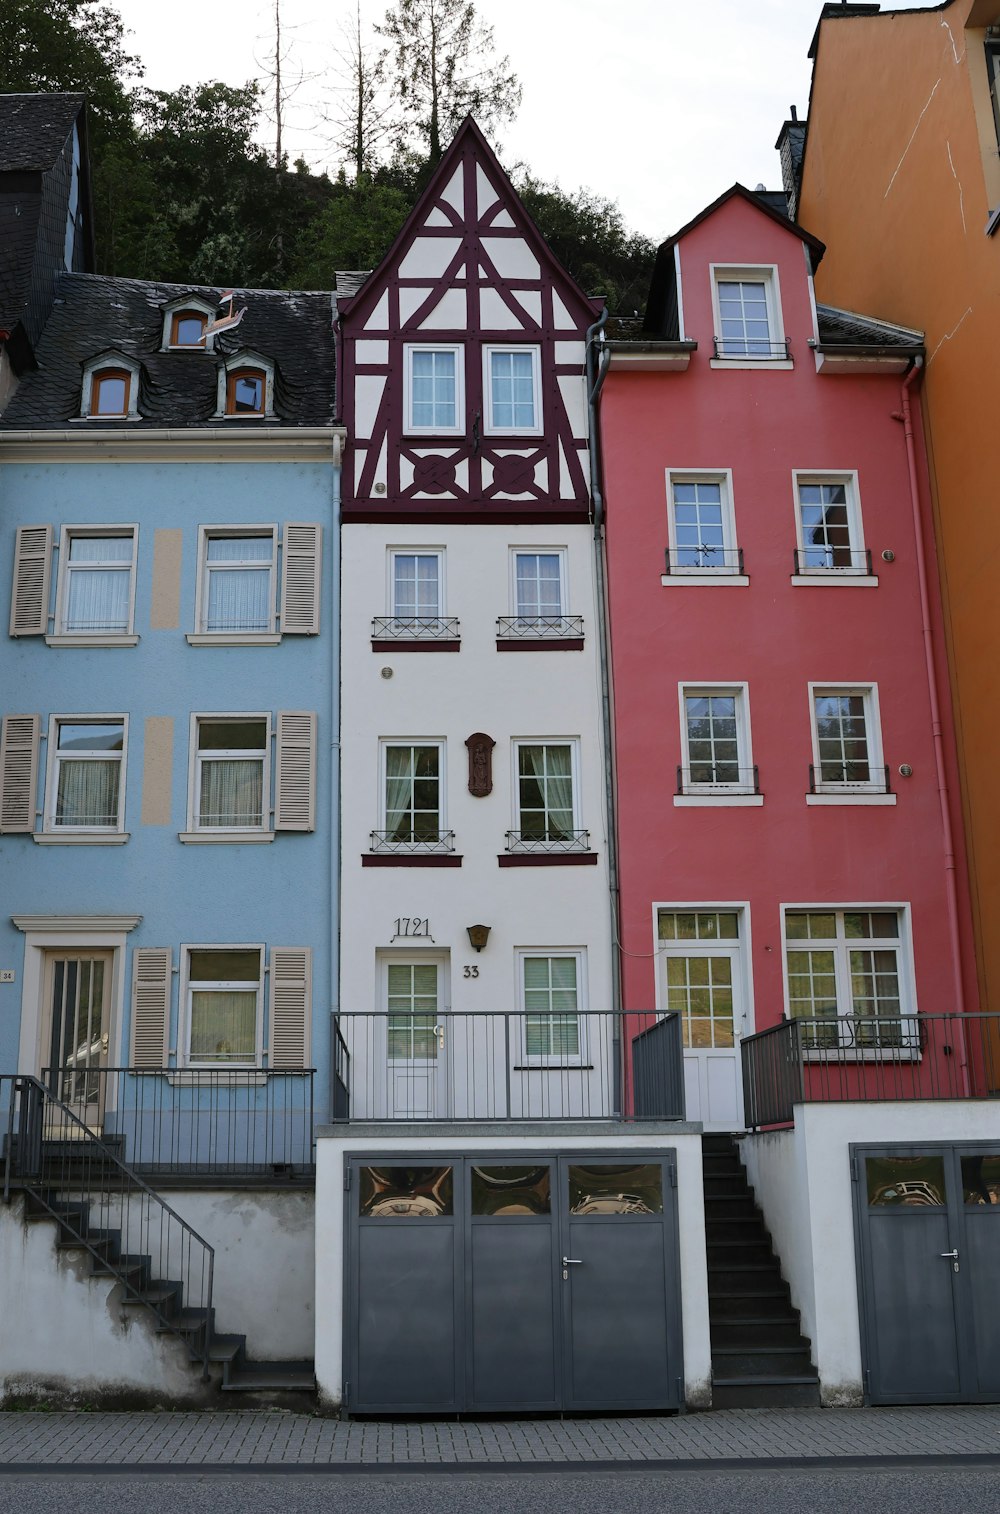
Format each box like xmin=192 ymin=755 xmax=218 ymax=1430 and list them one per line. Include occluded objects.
xmin=896 ymin=358 xmax=970 ymax=1093
xmin=329 ymin=429 xmax=343 ymax=1122
xmin=585 ymin=307 xmax=622 ymax=1033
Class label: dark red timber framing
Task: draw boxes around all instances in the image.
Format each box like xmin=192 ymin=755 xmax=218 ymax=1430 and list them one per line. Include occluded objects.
xmin=338 ymin=118 xmax=602 ymax=524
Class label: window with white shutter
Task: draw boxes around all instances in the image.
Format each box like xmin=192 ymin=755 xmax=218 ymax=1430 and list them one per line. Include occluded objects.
xmin=274 ymin=711 xmax=316 ymax=831
xmin=269 ymin=947 xmax=311 ymax=1068
xmin=130 ymin=947 xmax=172 ymax=1068
xmin=0 ymin=715 xmax=40 ymax=833
xmin=9 ymin=526 xmax=53 ymax=636
xmin=280 ymin=523 xmax=322 ymax=634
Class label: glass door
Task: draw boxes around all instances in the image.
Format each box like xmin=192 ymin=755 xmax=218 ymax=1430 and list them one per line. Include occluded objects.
xmin=43 ymin=952 xmax=112 ymax=1131
xmin=658 ymin=911 xmax=745 ymax=1129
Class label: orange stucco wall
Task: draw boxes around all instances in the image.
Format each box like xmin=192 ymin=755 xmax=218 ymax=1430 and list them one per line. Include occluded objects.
xmin=797 ymin=0 xmax=1000 ymax=1012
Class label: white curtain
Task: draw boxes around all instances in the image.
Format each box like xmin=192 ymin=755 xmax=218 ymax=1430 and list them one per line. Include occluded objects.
xmin=385 ymin=747 xmax=415 ymax=840
xmin=199 ymin=759 xmax=263 ymax=826
xmin=66 ymin=569 xmax=129 ymax=632
xmin=190 ymin=990 xmax=256 ymax=1062
xmin=56 ymin=759 xmax=119 ymax=826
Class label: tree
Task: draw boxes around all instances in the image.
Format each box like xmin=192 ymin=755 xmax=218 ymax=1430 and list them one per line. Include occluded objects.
xmin=0 ymin=0 xmax=141 ymax=149
xmin=287 ymin=171 xmax=411 ymax=288
xmin=326 ymin=3 xmax=396 ymax=185
xmin=377 ymin=0 xmax=521 ymax=165
xmin=518 ymin=177 xmax=656 ymax=315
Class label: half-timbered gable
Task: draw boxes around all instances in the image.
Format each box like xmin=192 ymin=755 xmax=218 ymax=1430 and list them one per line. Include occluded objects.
xmin=339 ymin=118 xmax=601 ymax=523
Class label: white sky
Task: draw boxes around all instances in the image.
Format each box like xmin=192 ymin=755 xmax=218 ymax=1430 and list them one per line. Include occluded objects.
xmin=111 ymin=0 xmax=931 ymax=241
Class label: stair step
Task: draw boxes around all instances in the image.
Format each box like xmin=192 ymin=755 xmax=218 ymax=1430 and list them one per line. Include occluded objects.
xmin=124 ymin=1283 xmax=181 ymax=1311
xmin=701 ymin=1133 xmax=740 ymax=1153
xmin=222 ymin=1361 xmax=316 ymax=1392
xmin=706 ymin=1218 xmax=769 ymax=1242
xmin=711 ymin=1319 xmax=808 ymax=1349
xmin=710 ymin=1290 xmax=796 ymax=1319
xmin=711 ymin=1378 xmax=822 ymax=1410
xmin=702 ymin=1193 xmax=757 ymax=1214
xmin=712 ymin=1348 xmax=815 ymax=1376
xmin=208 ymin=1334 xmax=246 ymax=1365
xmin=707 ymin=1241 xmax=774 ymax=1265
xmin=708 ymin=1266 xmax=786 ymax=1292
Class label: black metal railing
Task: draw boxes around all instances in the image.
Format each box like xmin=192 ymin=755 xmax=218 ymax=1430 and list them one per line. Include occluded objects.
xmin=713 ymin=337 xmax=790 ymax=361
xmin=808 ymin=764 xmax=891 ymax=795
xmin=371 ymin=616 xmax=460 ymax=641
xmin=495 ymin=615 xmax=585 ymax=640
xmin=369 ymin=828 xmax=456 ymax=854
xmin=2 ymin=1074 xmax=216 ymax=1378
xmin=34 ymin=1067 xmax=315 ymax=1176
xmin=742 ymin=1013 xmax=1000 ymax=1128
xmin=331 ymin=1010 xmax=685 ymax=1123
xmin=794 ymin=547 xmax=873 ymax=576
xmin=664 ymin=546 xmax=745 ymax=575
xmin=676 ymin=765 xmax=760 ymax=796
xmin=505 ymin=829 xmax=591 ymax=853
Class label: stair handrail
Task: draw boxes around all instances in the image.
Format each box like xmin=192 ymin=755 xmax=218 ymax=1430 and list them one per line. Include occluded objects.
xmin=3 ymin=1074 xmax=215 ymax=1380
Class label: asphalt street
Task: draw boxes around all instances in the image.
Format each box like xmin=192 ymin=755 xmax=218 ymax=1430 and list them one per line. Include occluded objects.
xmin=2 ymin=1466 xmax=1000 ymax=1514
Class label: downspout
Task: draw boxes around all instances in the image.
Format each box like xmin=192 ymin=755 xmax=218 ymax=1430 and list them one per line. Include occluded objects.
xmin=585 ymin=308 xmax=620 ymax=1028
xmin=896 ymin=357 xmax=969 ymax=1093
xmin=330 ymin=428 xmax=343 ymax=1120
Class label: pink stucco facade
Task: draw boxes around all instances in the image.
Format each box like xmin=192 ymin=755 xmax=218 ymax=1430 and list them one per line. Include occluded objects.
xmin=600 ymin=192 xmax=977 ymax=1127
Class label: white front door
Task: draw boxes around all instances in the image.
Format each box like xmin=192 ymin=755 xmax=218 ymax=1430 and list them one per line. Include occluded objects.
xmin=383 ymin=955 xmax=449 ymax=1119
xmin=657 ymin=910 xmax=747 ymax=1131
xmin=42 ymin=950 xmax=112 ymax=1130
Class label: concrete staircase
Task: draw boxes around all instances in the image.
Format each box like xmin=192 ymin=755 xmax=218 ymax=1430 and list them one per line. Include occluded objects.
xmin=702 ymin=1132 xmax=820 ymax=1408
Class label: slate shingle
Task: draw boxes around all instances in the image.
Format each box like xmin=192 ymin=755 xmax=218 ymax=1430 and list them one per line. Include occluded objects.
xmin=0 ymin=93 xmax=85 ymax=172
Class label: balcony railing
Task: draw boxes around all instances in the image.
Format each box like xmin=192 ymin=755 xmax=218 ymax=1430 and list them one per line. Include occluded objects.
xmin=676 ymin=765 xmax=759 ymax=796
xmin=369 ymin=829 xmax=456 ymax=854
xmin=505 ymin=828 xmax=591 ymax=854
xmin=664 ymin=546 xmax=744 ymax=575
xmin=24 ymin=1067 xmax=317 ymax=1176
xmin=713 ymin=338 xmax=790 ymax=361
xmin=808 ymin=764 xmax=891 ymax=795
xmin=371 ymin=616 xmax=460 ymax=642
xmin=330 ymin=1010 xmax=685 ymax=1123
xmin=794 ymin=548 xmax=873 ymax=576
xmin=742 ymin=1014 xmax=1000 ymax=1129
xmin=495 ymin=615 xmax=584 ymax=641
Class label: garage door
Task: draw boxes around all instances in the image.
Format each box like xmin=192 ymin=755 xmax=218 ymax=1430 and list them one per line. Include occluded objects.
xmin=345 ymin=1152 xmax=684 ymax=1414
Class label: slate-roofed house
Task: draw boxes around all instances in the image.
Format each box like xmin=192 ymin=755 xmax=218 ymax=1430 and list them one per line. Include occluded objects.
xmin=0 ymin=103 xmax=343 ymax=1401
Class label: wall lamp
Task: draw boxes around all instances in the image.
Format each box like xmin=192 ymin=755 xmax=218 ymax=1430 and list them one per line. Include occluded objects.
xmin=466 ymin=924 xmax=491 ymax=953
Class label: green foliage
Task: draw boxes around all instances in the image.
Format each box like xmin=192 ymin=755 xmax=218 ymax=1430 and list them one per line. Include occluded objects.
xmin=287 ymin=172 xmax=411 ymax=288
xmin=518 ymin=178 xmax=656 ymax=315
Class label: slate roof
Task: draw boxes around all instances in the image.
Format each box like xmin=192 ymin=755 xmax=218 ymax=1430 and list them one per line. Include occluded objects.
xmin=816 ymin=303 xmax=924 ymax=349
xmin=0 ymin=273 xmax=339 ymax=427
xmin=0 ymin=93 xmax=85 ymax=172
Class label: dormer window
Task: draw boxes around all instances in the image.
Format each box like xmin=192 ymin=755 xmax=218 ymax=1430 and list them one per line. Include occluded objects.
xmin=80 ymin=354 xmax=140 ymax=421
xmin=227 ymin=368 xmax=265 ymax=416
xmin=170 ymin=310 xmax=208 ymax=348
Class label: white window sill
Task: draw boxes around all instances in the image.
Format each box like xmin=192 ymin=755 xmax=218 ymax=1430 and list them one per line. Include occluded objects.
xmin=709 ymin=359 xmax=794 ymax=371
xmin=483 ymin=427 xmax=544 ymax=439
xmin=661 ymin=574 xmax=749 ymax=588
xmin=34 ymin=832 xmax=129 ymax=845
xmin=674 ymin=794 xmax=763 ymax=808
xmin=403 ymin=429 xmax=464 ymax=439
xmin=216 ymin=413 xmax=270 ymax=421
xmin=186 ymin=633 xmax=281 ymax=647
xmin=801 ymin=1048 xmax=917 ymax=1063
xmin=178 ymin=830 xmax=276 ymax=844
xmin=45 ymin=634 xmax=140 ymax=648
xmin=791 ymin=575 xmax=878 ymax=589
xmin=806 ymin=793 xmax=896 ymax=806
xmin=73 ymin=415 xmax=142 ymax=424
xmin=165 ymin=1069 xmax=268 ymax=1086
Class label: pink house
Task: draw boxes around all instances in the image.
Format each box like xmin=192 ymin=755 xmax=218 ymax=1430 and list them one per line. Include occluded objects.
xmin=598 ymin=186 xmax=978 ymax=1133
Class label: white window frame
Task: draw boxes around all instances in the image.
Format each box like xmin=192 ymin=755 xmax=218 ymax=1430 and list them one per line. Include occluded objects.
xmin=180 ymin=942 xmax=264 ymax=1070
xmin=183 ymin=712 xmax=273 ymax=842
xmin=483 ymin=344 xmax=543 ymax=436
xmin=515 ymin=947 xmax=588 ymax=1067
xmin=192 ymin=525 xmax=279 ymax=644
xmin=709 ymin=264 xmax=791 ymax=370
xmin=215 ymin=350 xmax=275 ymax=420
xmin=780 ymin=903 xmax=917 ymax=1059
xmin=49 ymin=525 xmax=139 ymax=647
xmin=387 ymin=547 xmax=446 ymax=619
xmin=792 ymin=470 xmax=876 ymax=585
xmin=160 ymin=295 xmax=217 ymax=353
xmin=807 ymin=682 xmax=895 ymax=806
xmin=403 ymin=343 xmax=465 ymax=436
xmin=377 ymin=738 xmax=448 ymax=849
xmin=42 ymin=713 xmax=129 ymax=841
xmin=663 ymin=469 xmax=747 ymax=585
xmin=510 ymin=737 xmax=583 ymax=847
xmin=509 ymin=547 xmax=568 ymax=619
xmin=676 ymin=683 xmax=761 ymax=806
xmin=79 ymin=354 xmax=141 ymax=421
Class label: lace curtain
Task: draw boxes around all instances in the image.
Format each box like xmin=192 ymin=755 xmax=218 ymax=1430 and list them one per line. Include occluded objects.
xmin=56 ymin=759 xmax=119 ymax=826
xmin=199 ymin=759 xmax=263 ymax=827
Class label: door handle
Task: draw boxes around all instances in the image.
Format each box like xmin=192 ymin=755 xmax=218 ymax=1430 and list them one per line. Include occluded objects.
xmin=100 ymin=1034 xmax=109 ymax=1050
xmin=433 ymin=1023 xmax=444 ymax=1049
xmin=940 ymin=1248 xmax=960 ymax=1272
xmin=562 ymin=1257 xmax=583 ymax=1266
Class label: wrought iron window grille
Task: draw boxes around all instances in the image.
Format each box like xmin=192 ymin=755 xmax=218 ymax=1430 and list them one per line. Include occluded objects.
xmin=371 ymin=617 xmax=460 ymax=641
xmin=369 ymin=829 xmax=456 ymax=854
xmin=808 ymin=764 xmax=891 ymax=795
xmin=676 ymin=765 xmax=759 ymax=795
xmin=496 ymin=615 xmax=584 ymax=640
xmin=793 ymin=548 xmax=873 ymax=575
xmin=664 ymin=547 xmax=744 ymax=574
xmin=713 ymin=338 xmax=790 ymax=361
xmin=505 ymin=829 xmax=591 ymax=853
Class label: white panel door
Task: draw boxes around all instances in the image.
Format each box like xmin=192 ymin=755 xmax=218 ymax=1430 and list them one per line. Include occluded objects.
xmin=383 ymin=955 xmax=449 ymax=1119
xmin=658 ymin=911 xmax=746 ymax=1131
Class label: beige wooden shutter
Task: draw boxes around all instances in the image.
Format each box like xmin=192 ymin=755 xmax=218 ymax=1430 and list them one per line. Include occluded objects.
xmin=0 ymin=714 xmax=40 ymax=833
xmin=130 ymin=947 xmax=172 ymax=1068
xmin=280 ymin=523 xmax=322 ymax=634
xmin=274 ymin=710 xmax=316 ymax=830
xmin=269 ymin=947 xmax=311 ymax=1068
xmin=9 ymin=525 xmax=53 ymax=636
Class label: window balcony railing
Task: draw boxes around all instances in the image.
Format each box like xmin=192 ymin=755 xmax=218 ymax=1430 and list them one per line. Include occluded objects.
xmin=741 ymin=1013 xmax=1000 ymax=1129
xmin=808 ymin=764 xmax=891 ymax=795
xmin=505 ymin=828 xmax=591 ymax=854
xmin=793 ymin=548 xmax=873 ymax=576
xmin=369 ymin=828 xmax=456 ymax=854
xmin=495 ymin=615 xmax=584 ymax=640
xmin=371 ymin=616 xmax=460 ymax=641
xmin=676 ymin=765 xmax=759 ymax=796
xmin=664 ymin=546 xmax=744 ymax=575
xmin=713 ymin=337 xmax=790 ymax=361
xmin=330 ymin=1009 xmax=686 ymax=1124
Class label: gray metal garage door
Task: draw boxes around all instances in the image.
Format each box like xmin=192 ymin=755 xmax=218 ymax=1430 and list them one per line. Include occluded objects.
xmin=345 ymin=1152 xmax=684 ymax=1414
xmin=853 ymin=1142 xmax=1000 ymax=1404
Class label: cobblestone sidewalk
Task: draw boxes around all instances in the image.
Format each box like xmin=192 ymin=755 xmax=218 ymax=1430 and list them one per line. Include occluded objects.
xmin=1 ymin=1405 xmax=1000 ymax=1467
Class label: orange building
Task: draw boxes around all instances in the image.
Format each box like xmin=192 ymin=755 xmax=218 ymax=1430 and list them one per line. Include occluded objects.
xmin=791 ymin=0 xmax=1000 ymax=1015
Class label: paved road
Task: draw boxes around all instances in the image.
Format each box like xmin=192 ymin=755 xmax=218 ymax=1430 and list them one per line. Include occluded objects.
xmin=2 ymin=1467 xmax=1000 ymax=1514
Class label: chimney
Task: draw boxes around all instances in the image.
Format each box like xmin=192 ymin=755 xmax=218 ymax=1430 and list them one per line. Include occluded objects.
xmin=775 ymin=105 xmax=807 ymax=220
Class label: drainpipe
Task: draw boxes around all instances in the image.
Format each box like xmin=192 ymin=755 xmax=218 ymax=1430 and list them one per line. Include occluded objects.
xmin=329 ymin=428 xmax=343 ymax=1120
xmin=585 ymin=308 xmax=621 ymax=1033
xmin=895 ymin=358 xmax=969 ymax=1094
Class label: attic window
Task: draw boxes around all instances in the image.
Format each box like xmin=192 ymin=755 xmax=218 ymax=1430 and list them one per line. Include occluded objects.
xmin=170 ymin=310 xmax=208 ymax=348
xmin=226 ymin=368 xmax=265 ymax=416
xmin=91 ymin=368 xmax=131 ymax=417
